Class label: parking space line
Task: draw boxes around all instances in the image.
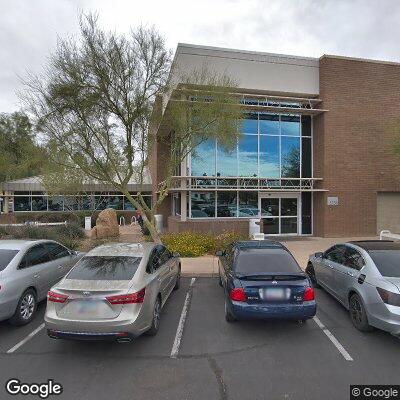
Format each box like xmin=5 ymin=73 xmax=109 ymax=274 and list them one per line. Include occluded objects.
xmin=6 ymin=323 xmax=45 ymax=354
xmin=313 ymin=316 xmax=353 ymax=361
xmin=170 ymin=277 xmax=196 ymax=359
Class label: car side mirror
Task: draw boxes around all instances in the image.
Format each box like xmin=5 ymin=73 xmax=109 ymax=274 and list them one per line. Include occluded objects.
xmin=173 ymin=252 xmax=180 ymax=258
xmin=216 ymin=250 xmax=225 ymax=257
xmin=315 ymin=252 xmax=323 ymax=258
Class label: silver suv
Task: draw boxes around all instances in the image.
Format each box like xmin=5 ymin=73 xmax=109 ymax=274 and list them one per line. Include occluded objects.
xmin=0 ymin=240 xmax=82 ymax=325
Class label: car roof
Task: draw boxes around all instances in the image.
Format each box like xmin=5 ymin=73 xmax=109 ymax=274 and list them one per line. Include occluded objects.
xmin=349 ymin=240 xmax=400 ymax=251
xmin=232 ymin=240 xmax=285 ymax=250
xmin=85 ymin=242 xmax=156 ymax=258
xmin=0 ymin=239 xmax=50 ymax=251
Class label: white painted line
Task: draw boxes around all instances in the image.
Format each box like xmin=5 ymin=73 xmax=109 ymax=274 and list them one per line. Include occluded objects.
xmin=313 ymin=316 xmax=353 ymax=361
xmin=170 ymin=277 xmax=196 ymax=359
xmin=7 ymin=323 xmax=45 ymax=354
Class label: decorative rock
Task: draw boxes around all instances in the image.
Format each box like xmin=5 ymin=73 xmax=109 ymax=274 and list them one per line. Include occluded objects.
xmin=90 ymin=208 xmax=119 ymax=239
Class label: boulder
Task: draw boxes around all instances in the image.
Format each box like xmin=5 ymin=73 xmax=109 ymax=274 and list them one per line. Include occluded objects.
xmin=90 ymin=208 xmax=119 ymax=239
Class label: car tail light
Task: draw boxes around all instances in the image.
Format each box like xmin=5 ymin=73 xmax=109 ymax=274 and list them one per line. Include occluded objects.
xmin=376 ymin=287 xmax=400 ymax=307
xmin=106 ymin=288 xmax=146 ymax=305
xmin=303 ymin=287 xmax=315 ymax=302
xmin=48 ymin=291 xmax=69 ymax=303
xmin=229 ymin=288 xmax=247 ymax=302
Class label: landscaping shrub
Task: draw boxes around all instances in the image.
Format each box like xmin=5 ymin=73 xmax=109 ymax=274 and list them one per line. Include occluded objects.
xmin=213 ymin=231 xmax=250 ymax=252
xmin=161 ymin=232 xmax=215 ymax=257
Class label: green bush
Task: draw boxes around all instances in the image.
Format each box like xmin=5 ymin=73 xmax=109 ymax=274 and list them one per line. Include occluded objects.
xmin=160 ymin=231 xmax=249 ymax=257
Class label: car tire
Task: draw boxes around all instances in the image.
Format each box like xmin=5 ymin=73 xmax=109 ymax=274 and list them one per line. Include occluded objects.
xmin=146 ymin=297 xmax=161 ymax=336
xmin=349 ymin=293 xmax=374 ymax=332
xmin=225 ymin=298 xmax=236 ymax=323
xmin=173 ymin=269 xmax=181 ymax=291
xmin=9 ymin=289 xmax=37 ymax=326
xmin=305 ymin=263 xmax=320 ymax=288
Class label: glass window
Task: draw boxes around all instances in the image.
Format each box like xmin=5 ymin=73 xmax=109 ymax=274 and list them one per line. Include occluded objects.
xmin=191 ymin=139 xmax=216 ymax=176
xmin=238 ymin=192 xmax=259 ymax=217
xmin=14 ymin=196 xmax=31 ymax=211
xmin=281 ymin=115 xmax=300 ymax=136
xmin=281 ymin=137 xmax=300 ymax=178
xmin=263 ymin=218 xmax=279 ymax=234
xmin=301 ymin=192 xmax=312 ymax=235
xmin=173 ymin=193 xmax=181 ymax=216
xmin=31 ymin=196 xmax=47 ymax=211
xmin=123 ymin=196 xmax=136 ymax=210
xmin=217 ymin=141 xmax=237 ymax=177
xmin=107 ymin=196 xmax=124 ymax=210
xmin=217 ymin=191 xmax=237 ymax=217
xmin=301 ymin=115 xmax=312 ymax=137
xmin=259 ymin=135 xmax=279 ymax=178
xmin=325 ymin=246 xmax=346 ymax=264
xmin=301 ymin=137 xmax=312 ymax=178
xmin=238 ymin=135 xmax=258 ymax=177
xmin=46 ymin=243 xmax=70 ymax=259
xmin=369 ymin=250 xmax=400 ymax=277
xmin=63 ymin=197 xmax=79 ymax=211
xmin=344 ymin=247 xmax=365 ymax=270
xmin=259 ymin=113 xmax=279 ymax=135
xmin=67 ymin=256 xmax=141 ymax=280
xmin=191 ymin=192 xmax=215 ymax=218
xmin=48 ymin=196 xmax=63 ymax=211
xmin=240 ymin=113 xmax=258 ymax=133
xmin=0 ymin=250 xmax=19 ymax=271
xmin=281 ymin=218 xmax=298 ymax=234
xmin=261 ymin=198 xmax=279 ymax=217
xmin=234 ymin=249 xmax=301 ymax=274
xmin=20 ymin=245 xmax=51 ymax=268
xmin=281 ymin=198 xmax=297 ymax=216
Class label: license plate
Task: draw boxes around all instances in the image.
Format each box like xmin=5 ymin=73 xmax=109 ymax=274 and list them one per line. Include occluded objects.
xmin=77 ymin=301 xmax=99 ymax=314
xmin=260 ymin=288 xmax=290 ymax=301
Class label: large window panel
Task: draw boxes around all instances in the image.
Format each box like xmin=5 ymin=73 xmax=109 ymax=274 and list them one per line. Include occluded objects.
xmin=259 ymin=113 xmax=279 ymax=135
xmin=301 ymin=115 xmax=312 ymax=137
xmin=31 ymin=196 xmax=47 ymax=211
xmin=191 ymin=139 xmax=216 ymax=176
xmin=217 ymin=191 xmax=237 ymax=217
xmin=240 ymin=113 xmax=258 ymax=134
xmin=281 ymin=115 xmax=300 ymax=136
xmin=281 ymin=136 xmax=300 ymax=178
xmin=14 ymin=196 xmax=31 ymax=211
xmin=191 ymin=192 xmax=215 ymax=218
xmin=217 ymin=141 xmax=237 ymax=177
xmin=259 ymin=135 xmax=280 ymax=177
xmin=48 ymin=196 xmax=63 ymax=211
xmin=238 ymin=135 xmax=258 ymax=177
xmin=301 ymin=192 xmax=312 ymax=234
xmin=301 ymin=137 xmax=312 ymax=178
xmin=239 ymin=191 xmax=259 ymax=217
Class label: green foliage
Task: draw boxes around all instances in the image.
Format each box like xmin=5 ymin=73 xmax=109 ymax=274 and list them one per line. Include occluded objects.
xmin=0 ymin=112 xmax=47 ymax=183
xmin=160 ymin=231 xmax=250 ymax=257
xmin=0 ymin=223 xmax=85 ymax=250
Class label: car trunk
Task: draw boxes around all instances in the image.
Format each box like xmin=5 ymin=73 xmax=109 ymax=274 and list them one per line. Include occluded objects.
xmin=54 ymin=279 xmax=133 ymax=320
xmin=237 ymin=273 xmax=307 ymax=304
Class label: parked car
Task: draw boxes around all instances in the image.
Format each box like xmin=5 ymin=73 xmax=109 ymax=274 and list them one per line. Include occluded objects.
xmin=306 ymin=240 xmax=400 ymax=335
xmin=0 ymin=240 xmax=81 ymax=325
xmin=45 ymin=242 xmax=181 ymax=342
xmin=217 ymin=241 xmax=316 ymax=323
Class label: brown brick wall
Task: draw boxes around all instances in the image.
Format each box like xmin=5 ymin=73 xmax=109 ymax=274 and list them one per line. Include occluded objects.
xmin=317 ymin=56 xmax=400 ymax=236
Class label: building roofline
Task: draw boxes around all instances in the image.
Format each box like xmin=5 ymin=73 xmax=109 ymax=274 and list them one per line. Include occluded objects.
xmin=320 ymin=54 xmax=400 ymax=67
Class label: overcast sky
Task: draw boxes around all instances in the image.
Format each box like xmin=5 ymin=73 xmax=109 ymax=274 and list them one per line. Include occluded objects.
xmin=1 ymin=0 xmax=399 ymax=112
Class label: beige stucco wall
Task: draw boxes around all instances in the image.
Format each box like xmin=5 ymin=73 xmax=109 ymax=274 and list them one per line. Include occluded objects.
xmin=377 ymin=192 xmax=400 ymax=234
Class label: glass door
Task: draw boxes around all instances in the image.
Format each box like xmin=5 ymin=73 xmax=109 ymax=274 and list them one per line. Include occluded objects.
xmin=260 ymin=194 xmax=299 ymax=235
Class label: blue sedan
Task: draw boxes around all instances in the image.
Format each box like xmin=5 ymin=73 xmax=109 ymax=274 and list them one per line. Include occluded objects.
xmin=217 ymin=241 xmax=316 ymax=322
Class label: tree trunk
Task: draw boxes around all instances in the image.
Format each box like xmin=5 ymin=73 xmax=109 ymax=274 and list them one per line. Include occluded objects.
xmin=141 ymin=213 xmax=162 ymax=243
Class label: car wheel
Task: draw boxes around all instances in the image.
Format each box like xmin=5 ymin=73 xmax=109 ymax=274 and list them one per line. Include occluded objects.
xmin=225 ymin=298 xmax=236 ymax=323
xmin=146 ymin=297 xmax=161 ymax=336
xmin=9 ymin=289 xmax=37 ymax=326
xmin=305 ymin=263 xmax=320 ymax=288
xmin=349 ymin=293 xmax=374 ymax=332
xmin=173 ymin=269 xmax=181 ymax=291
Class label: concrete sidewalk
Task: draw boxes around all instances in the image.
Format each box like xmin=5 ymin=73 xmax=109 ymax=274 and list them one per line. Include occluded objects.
xmin=181 ymin=236 xmax=378 ymax=276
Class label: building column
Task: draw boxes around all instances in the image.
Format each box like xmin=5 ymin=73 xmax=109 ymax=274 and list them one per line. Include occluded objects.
xmin=180 ymin=190 xmax=187 ymax=222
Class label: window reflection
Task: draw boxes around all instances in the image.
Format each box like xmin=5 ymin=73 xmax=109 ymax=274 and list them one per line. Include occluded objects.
xmin=259 ymin=113 xmax=279 ymax=135
xmin=191 ymin=192 xmax=215 ymax=218
xmin=281 ymin=137 xmax=300 ymax=178
xmin=217 ymin=191 xmax=237 ymax=217
xmin=239 ymin=192 xmax=259 ymax=217
xmin=281 ymin=115 xmax=300 ymax=136
xmin=259 ymin=135 xmax=279 ymax=177
xmin=217 ymin=141 xmax=237 ymax=177
xmin=240 ymin=113 xmax=258 ymax=133
xmin=191 ymin=139 xmax=215 ymax=176
xmin=238 ymin=135 xmax=258 ymax=177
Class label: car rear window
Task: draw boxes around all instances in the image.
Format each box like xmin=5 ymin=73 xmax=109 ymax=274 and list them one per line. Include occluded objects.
xmin=66 ymin=256 xmax=141 ymax=280
xmin=234 ymin=249 xmax=301 ymax=275
xmin=0 ymin=249 xmax=19 ymax=271
xmin=369 ymin=250 xmax=400 ymax=277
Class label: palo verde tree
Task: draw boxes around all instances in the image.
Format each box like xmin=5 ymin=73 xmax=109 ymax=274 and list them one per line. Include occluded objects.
xmin=21 ymin=14 xmax=242 ymax=242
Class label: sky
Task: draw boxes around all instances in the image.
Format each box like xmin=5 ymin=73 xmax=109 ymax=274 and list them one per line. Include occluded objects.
xmin=1 ymin=0 xmax=400 ymax=112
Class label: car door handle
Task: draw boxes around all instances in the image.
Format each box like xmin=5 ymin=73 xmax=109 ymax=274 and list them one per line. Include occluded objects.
xmin=33 ymin=274 xmax=40 ymax=278
xmin=57 ymin=265 xmax=63 ymax=269
xmin=347 ymin=271 xmax=354 ymax=277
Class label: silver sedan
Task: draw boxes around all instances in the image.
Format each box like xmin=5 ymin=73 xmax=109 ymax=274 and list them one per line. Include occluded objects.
xmin=45 ymin=242 xmax=181 ymax=342
xmin=306 ymin=240 xmax=400 ymax=335
xmin=0 ymin=240 xmax=81 ymax=325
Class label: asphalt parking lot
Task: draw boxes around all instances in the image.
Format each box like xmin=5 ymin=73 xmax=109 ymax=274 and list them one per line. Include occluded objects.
xmin=1 ymin=277 xmax=399 ymax=400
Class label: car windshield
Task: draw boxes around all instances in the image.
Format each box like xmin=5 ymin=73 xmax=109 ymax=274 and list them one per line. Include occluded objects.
xmin=234 ymin=249 xmax=301 ymax=275
xmin=0 ymin=249 xmax=19 ymax=271
xmin=369 ymin=250 xmax=400 ymax=277
xmin=66 ymin=256 xmax=141 ymax=280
